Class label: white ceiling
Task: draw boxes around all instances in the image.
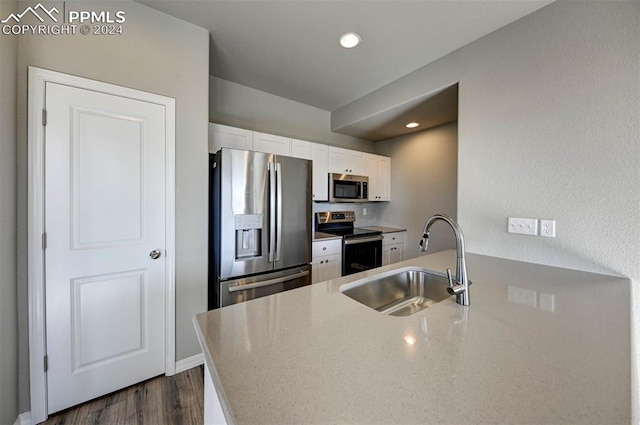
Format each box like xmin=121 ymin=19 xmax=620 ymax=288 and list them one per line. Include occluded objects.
xmin=137 ymin=0 xmax=553 ymax=112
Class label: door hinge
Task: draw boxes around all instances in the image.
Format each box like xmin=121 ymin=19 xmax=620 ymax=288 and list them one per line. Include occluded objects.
xmin=42 ymin=109 xmax=47 ymax=126
xmin=44 ymin=355 xmax=48 ymax=372
xmin=42 ymin=232 xmax=47 ymax=250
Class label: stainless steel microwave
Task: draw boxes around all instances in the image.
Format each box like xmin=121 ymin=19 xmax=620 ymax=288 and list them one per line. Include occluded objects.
xmin=329 ymin=173 xmax=368 ymax=202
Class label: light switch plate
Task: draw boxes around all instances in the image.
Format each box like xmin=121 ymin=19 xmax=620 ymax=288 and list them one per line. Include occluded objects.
xmin=508 ymin=217 xmax=538 ymax=236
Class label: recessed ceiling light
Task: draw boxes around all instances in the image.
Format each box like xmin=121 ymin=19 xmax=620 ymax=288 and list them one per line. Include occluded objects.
xmin=339 ymin=32 xmax=361 ymax=49
xmin=406 ymin=122 xmax=420 ymax=129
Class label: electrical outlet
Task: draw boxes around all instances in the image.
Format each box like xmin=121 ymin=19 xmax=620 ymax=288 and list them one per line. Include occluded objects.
xmin=539 ymin=292 xmax=555 ymax=312
xmin=507 ymin=217 xmax=538 ymax=236
xmin=540 ymin=219 xmax=556 ymax=238
xmin=362 ymin=208 xmax=367 ymax=216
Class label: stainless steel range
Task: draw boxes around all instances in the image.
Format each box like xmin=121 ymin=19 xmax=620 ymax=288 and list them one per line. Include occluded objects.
xmin=316 ymin=211 xmax=382 ymax=276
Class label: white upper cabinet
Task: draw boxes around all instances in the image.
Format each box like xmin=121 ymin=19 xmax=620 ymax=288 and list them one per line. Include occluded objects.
xmin=327 ymin=147 xmax=366 ymax=175
xmin=253 ymin=132 xmax=291 ymax=156
xmin=209 ymin=123 xmax=252 ymax=153
xmin=310 ymin=143 xmax=329 ymax=201
xmin=209 ymin=123 xmax=390 ymax=203
xmin=366 ymin=154 xmax=391 ymax=201
xmin=290 ymin=139 xmax=312 ymax=159
xmin=293 ymin=139 xmax=328 ymax=201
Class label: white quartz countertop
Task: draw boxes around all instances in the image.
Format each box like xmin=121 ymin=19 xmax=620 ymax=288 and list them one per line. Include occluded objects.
xmin=312 ymin=231 xmax=342 ymax=241
xmin=194 ymin=250 xmax=631 ymax=424
xmin=360 ymin=225 xmax=406 ymax=233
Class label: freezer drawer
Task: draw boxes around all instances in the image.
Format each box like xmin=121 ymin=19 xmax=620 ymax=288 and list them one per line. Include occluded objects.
xmin=219 ymin=266 xmax=310 ymax=308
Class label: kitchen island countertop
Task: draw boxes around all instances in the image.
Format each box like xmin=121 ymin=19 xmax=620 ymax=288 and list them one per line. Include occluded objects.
xmin=194 ymin=250 xmax=631 ymax=424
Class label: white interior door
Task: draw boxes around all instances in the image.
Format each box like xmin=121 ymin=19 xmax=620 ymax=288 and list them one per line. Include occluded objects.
xmin=44 ymin=82 xmax=167 ymax=413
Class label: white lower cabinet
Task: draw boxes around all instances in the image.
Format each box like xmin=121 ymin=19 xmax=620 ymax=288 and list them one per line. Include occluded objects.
xmin=312 ymin=239 xmax=342 ymax=283
xmin=382 ymin=231 xmax=405 ymax=266
xmin=204 ymin=363 xmax=228 ymax=425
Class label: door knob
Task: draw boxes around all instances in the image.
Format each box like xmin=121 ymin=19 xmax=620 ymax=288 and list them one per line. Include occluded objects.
xmin=149 ymin=249 xmax=162 ymax=260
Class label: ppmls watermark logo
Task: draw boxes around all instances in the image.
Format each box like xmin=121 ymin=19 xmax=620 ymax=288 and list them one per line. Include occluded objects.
xmin=2 ymin=3 xmax=59 ymax=23
xmin=2 ymin=2 xmax=126 ymax=36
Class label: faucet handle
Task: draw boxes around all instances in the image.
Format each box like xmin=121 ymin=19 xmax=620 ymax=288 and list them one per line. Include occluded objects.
xmin=446 ymin=268 xmax=466 ymax=296
xmin=446 ymin=268 xmax=453 ymax=287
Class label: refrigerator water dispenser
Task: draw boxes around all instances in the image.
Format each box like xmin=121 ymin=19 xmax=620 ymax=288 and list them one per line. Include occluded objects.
xmin=234 ymin=214 xmax=263 ymax=259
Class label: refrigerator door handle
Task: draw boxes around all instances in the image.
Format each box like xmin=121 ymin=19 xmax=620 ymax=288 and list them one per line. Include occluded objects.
xmin=268 ymin=162 xmax=276 ymax=263
xmin=227 ymin=269 xmax=310 ymax=293
xmin=275 ymin=162 xmax=283 ymax=262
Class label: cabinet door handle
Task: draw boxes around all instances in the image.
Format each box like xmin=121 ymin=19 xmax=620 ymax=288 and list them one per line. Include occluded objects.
xmin=323 ymin=247 xmax=326 ymax=250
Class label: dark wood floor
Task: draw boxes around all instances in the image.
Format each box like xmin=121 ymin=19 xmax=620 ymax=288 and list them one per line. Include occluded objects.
xmin=42 ymin=366 xmax=204 ymax=425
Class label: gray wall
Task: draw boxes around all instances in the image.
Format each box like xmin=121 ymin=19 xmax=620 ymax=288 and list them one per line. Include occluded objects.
xmin=376 ymin=123 xmax=458 ymax=258
xmin=334 ymin=0 xmax=640 ymax=413
xmin=15 ymin=0 xmax=209 ymax=413
xmin=0 ymin=0 xmax=18 ymax=422
xmin=210 ymin=76 xmax=375 ymax=152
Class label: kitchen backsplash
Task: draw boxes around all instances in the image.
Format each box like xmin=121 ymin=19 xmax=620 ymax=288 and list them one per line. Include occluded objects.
xmin=312 ymin=202 xmax=385 ymax=228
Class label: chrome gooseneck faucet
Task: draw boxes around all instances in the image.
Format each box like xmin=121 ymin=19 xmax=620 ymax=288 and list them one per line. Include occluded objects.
xmin=419 ymin=214 xmax=470 ymax=306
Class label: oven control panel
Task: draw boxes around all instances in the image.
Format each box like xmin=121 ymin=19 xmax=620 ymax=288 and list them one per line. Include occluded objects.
xmin=316 ymin=211 xmax=356 ymax=224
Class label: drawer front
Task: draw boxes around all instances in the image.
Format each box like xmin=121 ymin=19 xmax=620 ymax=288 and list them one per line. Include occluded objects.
xmin=312 ymin=239 xmax=342 ymax=257
xmin=382 ymin=231 xmax=405 ymax=246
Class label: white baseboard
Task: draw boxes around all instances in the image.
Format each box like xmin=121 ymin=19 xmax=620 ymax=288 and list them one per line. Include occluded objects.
xmin=175 ymin=352 xmax=204 ymax=374
xmin=14 ymin=412 xmax=31 ymax=425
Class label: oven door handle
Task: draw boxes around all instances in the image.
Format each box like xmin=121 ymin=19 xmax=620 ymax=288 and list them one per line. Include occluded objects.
xmin=228 ymin=269 xmax=310 ymax=293
xmin=343 ymin=235 xmax=383 ymax=245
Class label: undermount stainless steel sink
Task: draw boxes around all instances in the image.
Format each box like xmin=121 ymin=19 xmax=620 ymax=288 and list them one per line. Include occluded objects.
xmin=339 ymin=267 xmax=454 ymax=316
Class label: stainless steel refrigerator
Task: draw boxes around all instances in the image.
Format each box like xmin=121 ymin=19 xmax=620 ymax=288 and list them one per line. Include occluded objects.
xmin=209 ymin=148 xmax=312 ymax=309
